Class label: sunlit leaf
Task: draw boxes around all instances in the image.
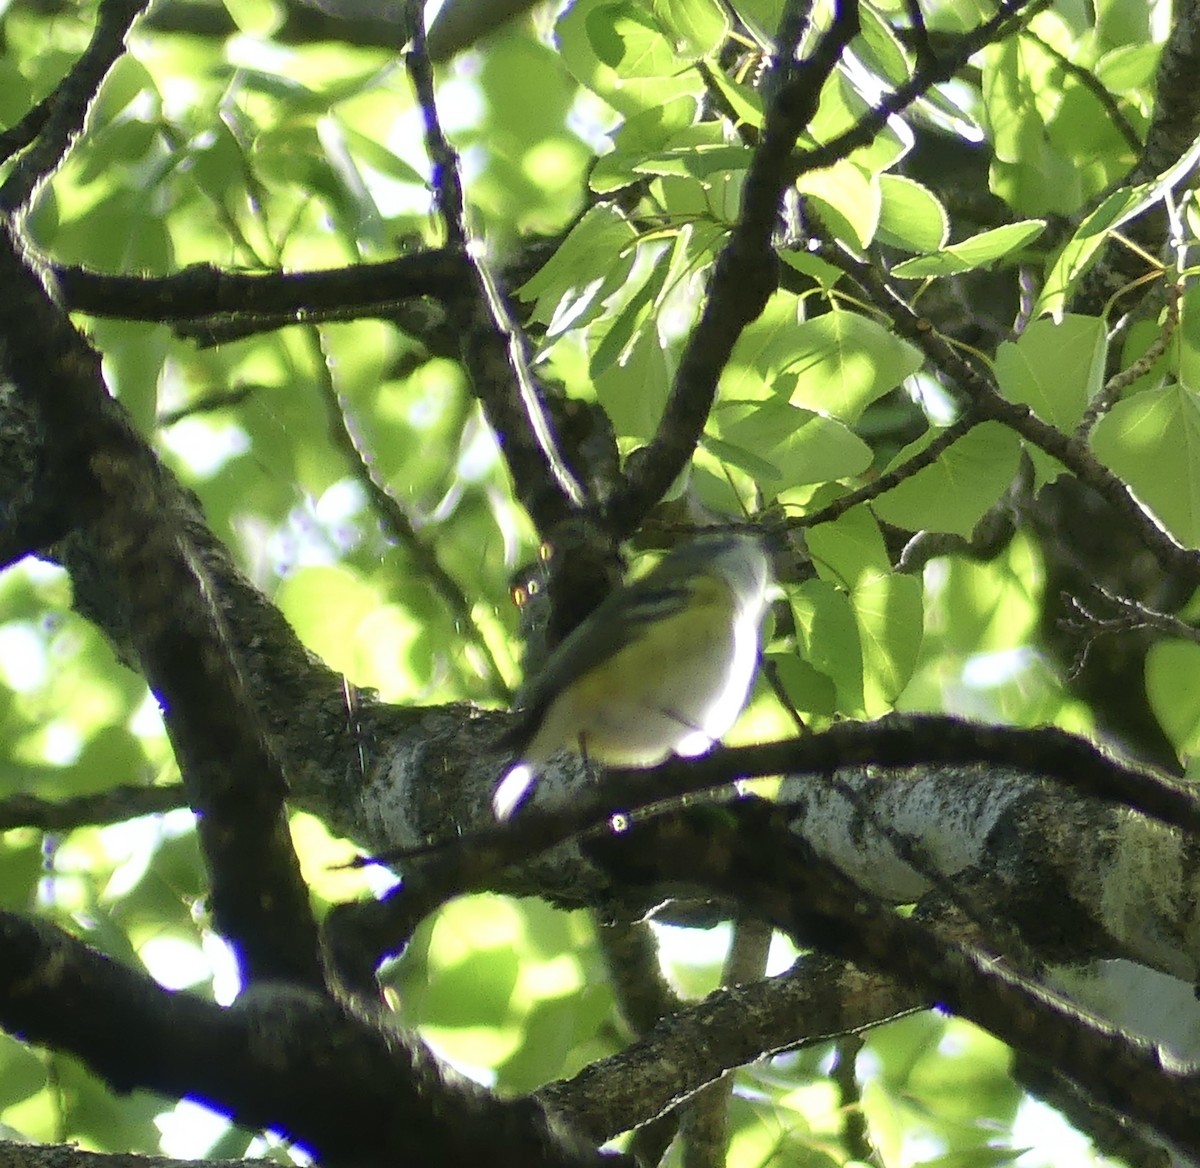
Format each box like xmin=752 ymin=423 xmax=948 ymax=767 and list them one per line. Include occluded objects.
xmin=1146 ymin=640 xmax=1200 ymax=756
xmin=995 ymin=314 xmax=1107 ymax=430
xmin=785 ymin=312 xmax=924 ymax=422
xmin=872 ymin=422 xmax=1023 ymax=536
xmin=1090 ymin=382 xmax=1200 ymax=547
xmin=891 ymin=221 xmax=1045 ymax=277
xmin=877 ymin=174 xmax=949 ymax=252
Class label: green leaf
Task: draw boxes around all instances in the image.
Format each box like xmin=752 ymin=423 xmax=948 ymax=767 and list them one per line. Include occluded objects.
xmin=806 ymin=505 xmax=891 ymax=588
xmin=0 ymin=59 xmax=32 ymax=125
xmin=643 ymin=142 xmax=752 ymax=181
xmin=877 ymin=175 xmax=949 ymax=253
xmin=1037 ymin=134 xmax=1200 ymax=317
xmin=75 ymin=119 xmax=158 ymax=185
xmin=701 ymin=434 xmax=784 ymax=483
xmin=797 ymin=160 xmax=880 ymax=249
xmin=714 ymin=399 xmax=873 ymax=491
xmin=422 ymin=943 xmax=520 ymax=1028
xmin=276 ymin=565 xmax=382 ymax=676
xmin=0 ymin=836 xmax=41 ymax=916
xmin=1090 ymin=383 xmax=1200 ymax=547
xmin=341 ymin=126 xmax=427 ymax=186
xmin=785 ymin=313 xmax=924 ymax=422
xmin=94 ymin=319 xmax=170 ymax=433
xmin=721 ymin=291 xmax=805 ymax=400
xmin=252 ymin=120 xmax=334 ymax=194
xmin=790 ymin=579 xmax=864 ymax=715
xmin=588 ymin=97 xmax=699 ymax=191
xmin=855 ymin=3 xmax=913 ymax=84
xmin=52 ymin=191 xmax=173 ymax=273
xmin=594 ymin=326 xmax=670 ymax=440
xmin=981 ymin=38 xmax=1079 ymax=216
xmin=559 ymin=0 xmax=706 ymax=114
xmin=590 ymin=240 xmax=674 ymax=375
xmin=1173 ymin=285 xmax=1200 ymax=393
xmin=223 ymin=0 xmax=284 ymax=36
xmin=698 ymin=61 xmax=764 ymax=130
xmin=1146 ymin=640 xmax=1200 ymax=755
xmin=1095 ymin=43 xmax=1160 ymax=91
xmin=0 ymin=1031 xmax=46 ymax=1108
xmin=780 ymin=247 xmax=845 ymax=291
xmin=1095 ymin=0 xmax=1154 ymax=45
xmin=890 ymin=221 xmax=1045 ymax=277
xmin=585 ymin=0 xmax=696 ymax=78
xmin=767 ymin=650 xmax=838 ymax=716
xmin=855 ymin=569 xmax=924 ymax=710
xmin=872 ymin=422 xmax=1023 ymax=537
xmin=651 ymin=0 xmax=728 ymax=59
xmin=995 ymin=315 xmax=1107 ymax=430
xmin=187 ymin=120 xmax=250 ymax=212
xmin=518 ymin=206 xmax=639 ymax=330
xmin=88 ymin=55 xmax=159 ymax=127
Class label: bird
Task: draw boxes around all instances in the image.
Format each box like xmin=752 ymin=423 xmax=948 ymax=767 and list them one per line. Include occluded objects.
xmin=492 ymin=532 xmax=773 ymax=818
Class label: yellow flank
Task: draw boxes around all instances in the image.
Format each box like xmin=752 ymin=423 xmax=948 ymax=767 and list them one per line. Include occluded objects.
xmin=540 ymin=575 xmax=738 ymax=765
xmin=570 ymin=577 xmax=734 ymax=707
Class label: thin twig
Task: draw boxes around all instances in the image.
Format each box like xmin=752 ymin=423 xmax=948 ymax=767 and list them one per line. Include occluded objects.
xmin=1064 ymin=586 xmax=1200 ymax=646
xmin=793 ymin=413 xmax=979 ymax=531
xmin=404 ymin=0 xmax=586 ymax=534
xmin=792 ymin=0 xmax=1051 ymax=182
xmin=157 ymin=385 xmax=258 ymax=427
xmin=303 ymin=329 xmax=512 ymax=700
xmin=1 ymin=0 xmax=152 ymax=211
xmin=813 ymin=240 xmax=1200 ymax=583
xmin=1076 ymin=275 xmax=1181 ymax=437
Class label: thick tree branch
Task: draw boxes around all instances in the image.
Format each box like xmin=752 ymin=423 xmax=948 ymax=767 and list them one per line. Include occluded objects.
xmin=0 ymin=1141 xmax=249 ymax=1168
xmin=0 ymin=225 xmax=324 ymax=990
xmin=586 ymin=804 xmax=1200 ymax=1155
xmin=51 ymin=250 xmax=470 ymax=326
xmin=329 ymin=715 xmax=1200 ymax=981
xmin=0 ymin=784 xmax=186 ymax=832
xmin=542 ymin=952 xmax=919 ymax=1142
xmin=0 ymin=912 xmax=628 ymax=1168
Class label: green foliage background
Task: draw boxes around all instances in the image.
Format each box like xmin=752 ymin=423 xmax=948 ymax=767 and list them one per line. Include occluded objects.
xmin=0 ymin=0 xmax=1191 ymax=1162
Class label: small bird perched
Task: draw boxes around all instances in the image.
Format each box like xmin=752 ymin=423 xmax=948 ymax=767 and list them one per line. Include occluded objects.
xmin=492 ymin=532 xmax=773 ymax=819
